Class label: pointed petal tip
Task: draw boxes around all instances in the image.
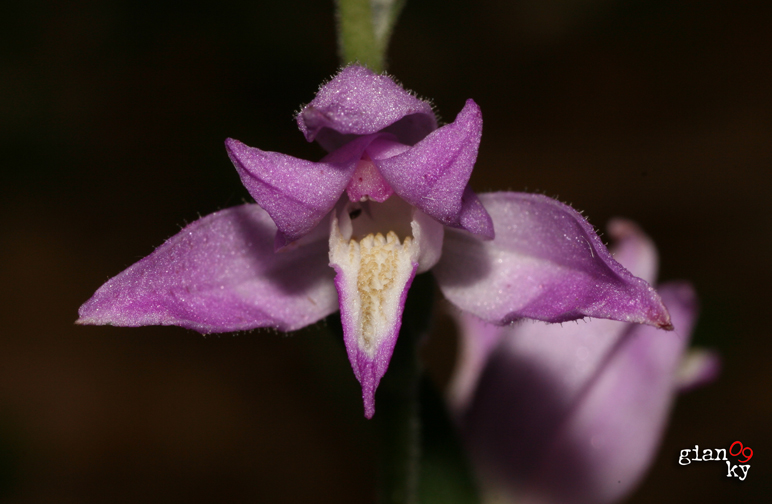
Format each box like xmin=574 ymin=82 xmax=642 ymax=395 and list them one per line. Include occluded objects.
xmin=461 ymin=98 xmax=482 ymax=119
xmin=639 ymin=289 xmax=673 ymax=330
xmin=223 ymin=137 xmax=242 ymax=153
xmin=363 ymin=395 xmax=376 ymax=419
xmin=658 ymin=320 xmax=675 ymax=331
xmin=273 ymin=230 xmax=290 ymax=252
xmin=459 ymin=186 xmax=495 ymax=239
xmin=224 ymin=138 xmax=249 ymax=171
xmin=355 ymin=358 xmax=379 ymax=419
xmin=297 ymin=107 xmax=326 ymax=139
xmin=75 ymin=303 xmax=104 ymax=326
xmin=74 ymin=309 xmax=106 ymax=326
xmin=74 ymin=316 xmax=117 ymax=328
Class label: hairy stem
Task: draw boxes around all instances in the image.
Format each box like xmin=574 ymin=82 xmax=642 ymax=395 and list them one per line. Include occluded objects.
xmin=335 ymin=0 xmax=406 ymax=72
xmin=376 ymin=272 xmax=432 ymax=503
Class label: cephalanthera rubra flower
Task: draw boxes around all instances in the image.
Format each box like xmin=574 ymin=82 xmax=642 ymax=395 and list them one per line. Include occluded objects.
xmin=78 ymin=66 xmax=671 ymax=418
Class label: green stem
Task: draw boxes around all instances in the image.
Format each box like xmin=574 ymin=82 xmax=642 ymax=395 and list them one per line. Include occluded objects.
xmin=335 ymin=0 xmax=407 ymax=72
xmin=417 ymin=376 xmax=480 ymax=504
xmin=326 ymin=274 xmax=480 ymax=504
xmin=376 ymin=272 xmax=433 ymax=504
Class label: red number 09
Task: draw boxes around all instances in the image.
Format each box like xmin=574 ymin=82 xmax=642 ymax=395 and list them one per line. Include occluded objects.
xmin=729 ymin=441 xmax=753 ymax=463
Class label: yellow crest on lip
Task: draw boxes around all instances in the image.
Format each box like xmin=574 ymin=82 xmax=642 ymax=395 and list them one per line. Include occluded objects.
xmin=332 ymin=228 xmax=416 ymax=356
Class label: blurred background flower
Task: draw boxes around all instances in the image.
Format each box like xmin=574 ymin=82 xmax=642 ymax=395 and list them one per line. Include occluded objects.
xmin=449 ymin=219 xmax=719 ymax=504
xmin=0 ymin=0 xmax=769 ymax=502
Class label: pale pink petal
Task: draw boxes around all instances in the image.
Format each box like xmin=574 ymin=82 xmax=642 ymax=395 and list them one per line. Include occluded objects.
xmin=435 ymin=192 xmax=671 ymax=328
xmin=446 ymin=312 xmax=505 ymax=413
xmin=78 ymin=205 xmax=337 ymax=334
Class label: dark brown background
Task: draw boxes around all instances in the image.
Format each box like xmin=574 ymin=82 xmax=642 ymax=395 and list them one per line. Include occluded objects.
xmin=1 ymin=0 xmax=769 ymax=502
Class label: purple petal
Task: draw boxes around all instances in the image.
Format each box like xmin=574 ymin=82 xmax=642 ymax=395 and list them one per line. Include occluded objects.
xmin=458 ymin=186 xmax=496 ymax=239
xmin=77 ymin=204 xmax=338 ymax=334
xmin=297 ymin=65 xmax=437 ymax=151
xmin=364 ymin=135 xmax=412 ymax=161
xmin=462 ymin=282 xmax=698 ymax=504
xmin=374 ymin=100 xmax=494 ymax=238
xmin=225 ymin=136 xmax=372 ymax=248
xmin=434 ymin=192 xmax=671 ymax=328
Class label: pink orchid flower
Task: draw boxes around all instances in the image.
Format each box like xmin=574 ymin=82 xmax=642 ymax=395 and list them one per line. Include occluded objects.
xmin=78 ymin=66 xmax=671 ymax=418
xmin=450 ymin=220 xmax=719 ymax=503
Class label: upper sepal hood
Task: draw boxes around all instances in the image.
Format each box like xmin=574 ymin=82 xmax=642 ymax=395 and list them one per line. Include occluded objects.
xmin=297 ymin=65 xmax=437 ymax=151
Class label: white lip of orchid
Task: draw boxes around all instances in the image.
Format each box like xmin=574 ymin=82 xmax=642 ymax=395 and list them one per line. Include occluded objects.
xmin=331 ymin=230 xmax=415 ymax=355
xmin=329 ymin=195 xmax=444 ymax=357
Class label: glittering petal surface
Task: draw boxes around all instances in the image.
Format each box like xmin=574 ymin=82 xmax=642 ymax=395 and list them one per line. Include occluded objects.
xmin=77 ymin=205 xmax=338 ymax=334
xmin=297 ymin=65 xmax=437 ymax=151
xmin=225 ymin=136 xmax=373 ymax=248
xmin=434 ymin=192 xmax=671 ymax=328
xmin=462 ymin=283 xmax=696 ymax=504
xmin=374 ymin=100 xmax=494 ymax=239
